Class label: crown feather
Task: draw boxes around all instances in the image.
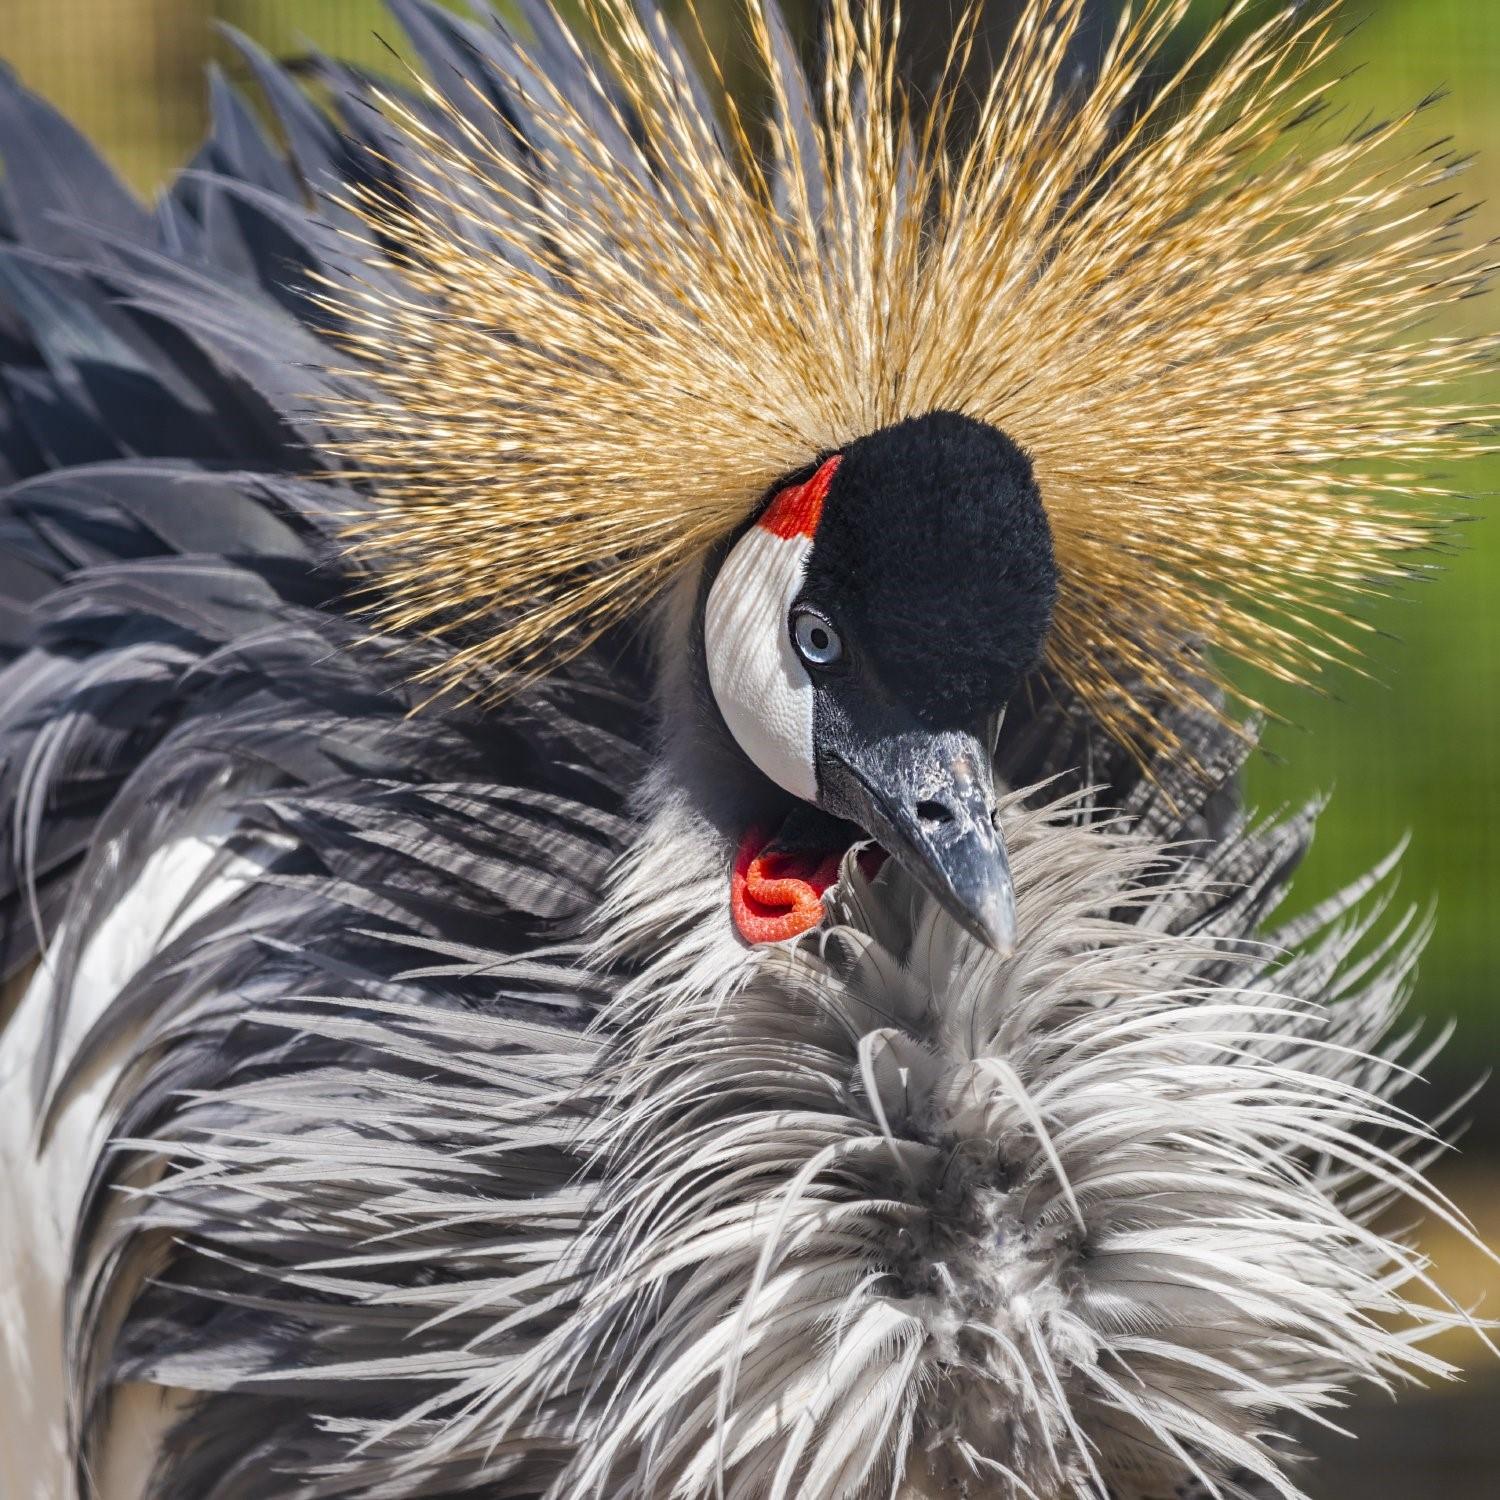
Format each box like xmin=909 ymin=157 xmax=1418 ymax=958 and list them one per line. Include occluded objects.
xmin=321 ymin=0 xmax=1496 ymax=760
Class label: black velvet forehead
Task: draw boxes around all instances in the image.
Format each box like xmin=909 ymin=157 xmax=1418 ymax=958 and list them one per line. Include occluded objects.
xmin=799 ymin=410 xmax=1057 ymax=725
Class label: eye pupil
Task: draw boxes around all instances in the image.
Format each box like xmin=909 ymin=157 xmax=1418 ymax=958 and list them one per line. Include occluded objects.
xmin=792 ymin=609 xmax=842 ymax=667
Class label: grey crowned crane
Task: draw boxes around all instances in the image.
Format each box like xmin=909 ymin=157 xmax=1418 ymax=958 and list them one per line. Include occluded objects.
xmin=0 ymin=2 xmax=1492 ymax=1497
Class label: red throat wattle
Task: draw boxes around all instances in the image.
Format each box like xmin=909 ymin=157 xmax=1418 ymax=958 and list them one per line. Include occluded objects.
xmin=731 ymin=823 xmax=887 ymax=945
xmin=731 ymin=826 xmax=845 ymax=944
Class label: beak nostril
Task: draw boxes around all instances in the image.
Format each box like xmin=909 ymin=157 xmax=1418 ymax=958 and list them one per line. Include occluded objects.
xmin=916 ymin=799 xmax=956 ymax=828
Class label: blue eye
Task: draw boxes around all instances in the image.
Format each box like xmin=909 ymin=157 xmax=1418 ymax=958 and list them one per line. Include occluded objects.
xmin=792 ymin=608 xmax=842 ymax=667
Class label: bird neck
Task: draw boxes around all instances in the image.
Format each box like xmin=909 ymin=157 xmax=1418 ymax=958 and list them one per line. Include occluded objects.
xmin=588 ymin=568 xmax=782 ymax=1009
xmin=652 ymin=564 xmax=793 ymax=831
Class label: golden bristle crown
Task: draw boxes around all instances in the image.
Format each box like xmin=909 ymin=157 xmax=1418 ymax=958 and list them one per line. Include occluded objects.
xmin=322 ymin=0 xmax=1496 ymax=761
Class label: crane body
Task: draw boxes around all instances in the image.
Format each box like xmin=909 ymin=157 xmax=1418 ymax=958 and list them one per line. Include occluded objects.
xmin=0 ymin=2 xmax=1492 ymax=1496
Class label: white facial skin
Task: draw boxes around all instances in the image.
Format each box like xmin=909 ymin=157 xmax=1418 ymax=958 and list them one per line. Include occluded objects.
xmin=703 ymin=525 xmax=818 ymax=803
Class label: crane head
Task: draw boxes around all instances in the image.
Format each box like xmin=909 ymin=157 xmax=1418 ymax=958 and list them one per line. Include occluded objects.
xmin=704 ymin=411 xmax=1057 ymax=953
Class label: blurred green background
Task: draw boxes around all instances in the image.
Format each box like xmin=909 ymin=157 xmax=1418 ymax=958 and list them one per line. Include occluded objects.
xmin=2 ymin=2 xmax=1496 ymax=1491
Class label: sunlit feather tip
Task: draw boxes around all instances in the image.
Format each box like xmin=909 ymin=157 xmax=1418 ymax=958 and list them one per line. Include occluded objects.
xmin=318 ymin=0 xmax=1496 ymax=762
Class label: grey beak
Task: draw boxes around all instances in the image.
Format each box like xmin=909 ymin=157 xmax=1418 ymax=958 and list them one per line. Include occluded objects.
xmin=818 ymin=721 xmax=1016 ymax=956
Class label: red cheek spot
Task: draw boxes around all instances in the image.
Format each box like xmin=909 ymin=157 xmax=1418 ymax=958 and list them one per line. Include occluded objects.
xmin=757 ymin=454 xmax=843 ymax=540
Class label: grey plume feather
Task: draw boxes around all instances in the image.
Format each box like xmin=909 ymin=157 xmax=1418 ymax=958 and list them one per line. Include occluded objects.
xmin=68 ymin=768 xmax=1482 ymax=1500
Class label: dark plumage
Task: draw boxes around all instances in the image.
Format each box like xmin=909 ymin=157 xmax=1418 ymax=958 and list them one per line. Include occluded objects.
xmin=802 ymin=411 xmax=1057 ymax=724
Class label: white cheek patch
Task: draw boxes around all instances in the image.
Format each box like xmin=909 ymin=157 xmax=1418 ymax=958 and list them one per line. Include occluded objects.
xmin=704 ymin=525 xmax=818 ymax=802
